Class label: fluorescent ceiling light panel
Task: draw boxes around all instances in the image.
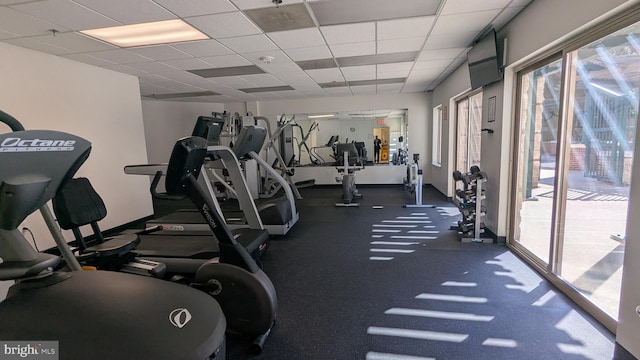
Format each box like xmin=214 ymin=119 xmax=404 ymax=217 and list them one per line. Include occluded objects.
xmin=295 ymin=58 xmax=337 ymax=70
xmin=144 ymin=90 xmax=220 ymax=99
xmin=310 ymin=0 xmax=440 ymax=26
xmin=308 ymin=114 xmax=336 ymax=119
xmin=189 ymin=65 xmax=265 ymax=78
xmin=81 ymin=19 xmax=209 ymax=48
xmin=239 ymin=86 xmax=294 ymax=93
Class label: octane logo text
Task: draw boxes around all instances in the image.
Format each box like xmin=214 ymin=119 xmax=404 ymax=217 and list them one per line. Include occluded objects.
xmin=0 ymin=138 xmax=75 ymax=152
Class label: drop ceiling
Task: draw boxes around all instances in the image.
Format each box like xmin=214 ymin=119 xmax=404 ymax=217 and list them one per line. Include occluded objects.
xmin=0 ymin=0 xmax=533 ymax=103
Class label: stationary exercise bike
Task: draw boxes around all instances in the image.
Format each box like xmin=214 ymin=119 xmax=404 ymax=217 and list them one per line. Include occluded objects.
xmin=334 ymin=142 xmax=364 ymax=207
xmin=0 ymin=110 xmax=227 ymax=360
xmin=403 ymin=153 xmax=435 ymax=208
xmin=53 ymin=135 xmax=278 ymax=354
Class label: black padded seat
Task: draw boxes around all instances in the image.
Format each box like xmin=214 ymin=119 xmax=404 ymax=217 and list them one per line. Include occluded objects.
xmin=53 ymin=177 xmax=140 ymax=258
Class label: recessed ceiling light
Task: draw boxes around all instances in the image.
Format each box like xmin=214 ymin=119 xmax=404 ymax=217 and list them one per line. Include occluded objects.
xmin=81 ymin=19 xmax=209 ymax=48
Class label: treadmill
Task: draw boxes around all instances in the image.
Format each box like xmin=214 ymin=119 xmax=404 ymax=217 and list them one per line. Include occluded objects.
xmin=125 ymin=117 xmax=269 ymax=262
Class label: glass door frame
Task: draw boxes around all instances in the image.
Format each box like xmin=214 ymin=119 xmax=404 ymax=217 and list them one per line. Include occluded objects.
xmin=507 ymin=30 xmax=639 ymax=332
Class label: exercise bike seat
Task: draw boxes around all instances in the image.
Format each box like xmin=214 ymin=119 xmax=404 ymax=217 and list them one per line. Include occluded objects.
xmin=53 ymin=177 xmax=140 ymax=258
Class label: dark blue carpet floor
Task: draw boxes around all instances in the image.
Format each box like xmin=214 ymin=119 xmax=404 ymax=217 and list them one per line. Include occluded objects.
xmin=225 ymin=185 xmax=625 ymax=360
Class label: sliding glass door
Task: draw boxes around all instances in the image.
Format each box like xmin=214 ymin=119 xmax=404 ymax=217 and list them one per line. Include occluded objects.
xmin=511 ymin=21 xmax=640 ymax=321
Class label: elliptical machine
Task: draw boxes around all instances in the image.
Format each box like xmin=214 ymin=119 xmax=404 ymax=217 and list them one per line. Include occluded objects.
xmin=0 ymin=110 xmax=227 ymax=360
xmin=150 ymin=135 xmax=277 ymax=353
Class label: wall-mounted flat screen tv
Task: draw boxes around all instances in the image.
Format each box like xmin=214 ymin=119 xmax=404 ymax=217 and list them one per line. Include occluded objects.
xmin=467 ymin=29 xmax=502 ymax=90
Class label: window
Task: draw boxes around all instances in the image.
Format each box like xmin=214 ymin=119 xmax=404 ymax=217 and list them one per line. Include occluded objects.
xmin=455 ymin=92 xmax=483 ymax=174
xmin=432 ymin=105 xmax=442 ymax=166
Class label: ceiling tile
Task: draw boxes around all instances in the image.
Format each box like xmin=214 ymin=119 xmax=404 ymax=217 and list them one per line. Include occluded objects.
xmin=441 ymin=0 xmax=511 ymax=15
xmin=129 ymin=45 xmax=192 ymax=61
xmin=212 ymin=76 xmax=254 ymax=89
xmin=124 ymin=61 xmax=179 ymax=73
xmin=423 ymin=31 xmax=477 ymax=49
xmin=337 ymin=52 xmax=418 ymax=67
xmin=509 ymin=0 xmax=533 ymax=7
xmin=0 ymin=28 xmax=18 ymax=40
xmin=377 ymin=16 xmax=435 ymax=40
xmin=310 ymin=0 xmax=440 ymax=26
xmin=417 ymin=48 xmax=468 ymax=61
xmin=230 ymin=0 xmax=304 ymax=10
xmin=170 ymin=39 xmax=234 ymax=57
xmin=0 ymin=0 xmax=36 ymax=4
xmin=3 ymin=37 xmax=69 ymax=55
xmin=29 ymin=32 xmax=116 ymax=53
xmin=268 ymin=28 xmax=326 ymax=49
xmin=350 ymin=84 xmax=377 ymax=96
xmin=305 ymin=68 xmax=345 ymax=83
xmin=240 ymin=73 xmax=287 ymax=87
xmin=412 ymin=59 xmax=452 ymax=71
xmin=102 ymin=64 xmax=149 ymax=76
xmin=262 ymin=62 xmax=307 ymax=76
xmin=284 ymin=76 xmax=322 ymax=90
xmin=10 ymin=0 xmax=120 ymax=31
xmin=242 ymin=50 xmax=292 ymax=68
xmin=0 ymin=7 xmax=69 ymax=37
xmin=329 ymin=42 xmax=375 ymax=58
xmin=377 ymin=37 xmax=425 ymax=54
xmin=377 ymin=62 xmax=413 ymax=78
xmin=376 ymin=83 xmax=403 ymax=94
xmin=160 ymin=58 xmax=214 ymax=70
xmin=185 ymin=12 xmax=261 ymax=39
xmin=73 ymin=0 xmax=175 ymax=24
xmin=85 ymin=49 xmax=153 ymax=64
xmin=244 ymin=3 xmax=315 ymax=32
xmin=62 ymin=53 xmax=116 ymax=67
xmin=273 ymin=90 xmax=305 ymax=99
xmin=431 ymin=10 xmax=501 ymax=35
xmin=324 ymin=87 xmax=352 ymax=97
xmin=153 ymin=0 xmax=237 ymax=17
xmin=320 ymin=23 xmax=375 ymax=45
xmin=298 ymin=87 xmax=328 ymax=97
xmin=492 ymin=6 xmax=525 ymax=30
xmin=140 ymin=82 xmax=173 ymax=95
xmin=158 ymin=70 xmax=219 ymax=86
xmin=200 ymin=54 xmax=253 ymax=67
xmin=219 ymin=34 xmax=278 ymax=53
xmin=402 ymin=80 xmax=430 ymax=92
xmin=284 ymin=45 xmax=332 ymax=61
xmin=341 ymin=65 xmax=376 ymax=81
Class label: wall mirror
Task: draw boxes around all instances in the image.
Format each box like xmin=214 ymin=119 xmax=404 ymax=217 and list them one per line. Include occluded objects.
xmin=286 ymin=109 xmax=409 ymax=166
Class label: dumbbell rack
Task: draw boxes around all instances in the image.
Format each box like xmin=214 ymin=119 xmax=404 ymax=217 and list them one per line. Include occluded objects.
xmin=452 ymin=168 xmax=492 ymax=243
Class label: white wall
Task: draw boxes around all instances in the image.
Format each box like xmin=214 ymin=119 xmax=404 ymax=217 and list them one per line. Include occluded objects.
xmin=0 ymin=42 xmax=152 ymax=252
xmin=141 ymin=100 xmax=224 ymax=163
xmin=227 ymin=92 xmax=431 ymax=183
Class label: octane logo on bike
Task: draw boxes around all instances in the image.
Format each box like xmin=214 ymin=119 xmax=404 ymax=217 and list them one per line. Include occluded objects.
xmin=0 ymin=137 xmax=76 ymax=152
xmin=169 ymin=308 xmax=192 ymax=329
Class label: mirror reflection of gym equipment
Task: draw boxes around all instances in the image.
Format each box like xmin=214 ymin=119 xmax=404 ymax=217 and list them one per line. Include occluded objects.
xmin=289 ymin=109 xmax=408 ymax=167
